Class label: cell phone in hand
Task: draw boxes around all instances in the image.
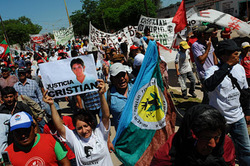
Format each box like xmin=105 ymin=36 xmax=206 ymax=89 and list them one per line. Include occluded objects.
xmin=1 ymin=151 xmax=11 ymax=165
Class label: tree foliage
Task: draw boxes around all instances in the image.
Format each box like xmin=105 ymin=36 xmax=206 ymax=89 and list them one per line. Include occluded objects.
xmin=0 ymin=16 xmax=42 ymax=46
xmin=70 ymin=0 xmax=156 ymax=36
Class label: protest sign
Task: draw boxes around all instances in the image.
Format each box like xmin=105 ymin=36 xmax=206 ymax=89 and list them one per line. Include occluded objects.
xmin=54 ymin=25 xmax=75 ymax=46
xmin=187 ymin=9 xmax=250 ymax=36
xmin=137 ymin=15 xmax=176 ymax=47
xmin=39 ymin=54 xmax=98 ymax=98
xmin=89 ymin=22 xmax=137 ymax=49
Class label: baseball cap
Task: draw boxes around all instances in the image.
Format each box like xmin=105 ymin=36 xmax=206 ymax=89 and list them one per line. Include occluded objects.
xmin=241 ymin=42 xmax=250 ymax=49
xmin=18 ymin=68 xmax=27 ymax=73
xmin=10 ymin=111 xmax=33 ymax=131
xmin=110 ymin=63 xmax=126 ymax=76
xmin=130 ymin=45 xmax=139 ymax=50
xmin=133 ymin=53 xmax=144 ymax=68
xmin=118 ymin=37 xmax=121 ymax=40
xmin=198 ymin=26 xmax=215 ymax=33
xmin=179 ymin=41 xmax=190 ymax=49
xmin=223 ymin=28 xmax=231 ymax=33
xmin=218 ymin=39 xmax=240 ymax=53
xmin=1 ymin=67 xmax=10 ymax=72
xmin=192 ymin=26 xmax=198 ymax=32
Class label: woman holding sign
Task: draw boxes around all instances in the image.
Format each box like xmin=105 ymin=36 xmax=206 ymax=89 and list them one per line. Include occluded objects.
xmin=43 ymin=79 xmax=113 ymax=166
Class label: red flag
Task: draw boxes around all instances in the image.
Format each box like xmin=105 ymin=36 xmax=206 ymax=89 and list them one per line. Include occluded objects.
xmin=172 ymin=0 xmax=187 ymax=33
xmin=0 ymin=39 xmax=10 ymax=59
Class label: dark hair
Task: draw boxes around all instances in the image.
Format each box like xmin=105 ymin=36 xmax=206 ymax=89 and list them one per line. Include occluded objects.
xmin=191 ymin=106 xmax=226 ymax=136
xmin=72 ymin=110 xmax=97 ymax=130
xmin=216 ymin=49 xmax=236 ymax=60
xmin=70 ymin=58 xmax=84 ymax=69
xmin=1 ymin=86 xmax=17 ymax=97
xmin=144 ymin=26 xmax=150 ymax=35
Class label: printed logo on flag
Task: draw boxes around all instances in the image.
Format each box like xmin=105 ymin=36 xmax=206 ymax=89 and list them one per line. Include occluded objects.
xmin=132 ymin=78 xmax=167 ymax=130
xmin=0 ymin=46 xmax=5 ymax=54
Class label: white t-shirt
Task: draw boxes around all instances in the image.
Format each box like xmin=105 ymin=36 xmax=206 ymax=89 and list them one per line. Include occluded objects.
xmin=175 ymin=50 xmax=192 ymax=74
xmin=205 ymin=64 xmax=248 ymax=124
xmin=64 ymin=121 xmax=113 ymax=166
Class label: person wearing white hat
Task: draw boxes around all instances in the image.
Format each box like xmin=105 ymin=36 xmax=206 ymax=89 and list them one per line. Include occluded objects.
xmin=240 ymin=42 xmax=250 ymax=86
xmin=106 ymin=63 xmax=133 ymax=153
xmin=132 ymin=53 xmax=144 ymax=79
xmin=3 ymin=111 xmax=70 ymax=166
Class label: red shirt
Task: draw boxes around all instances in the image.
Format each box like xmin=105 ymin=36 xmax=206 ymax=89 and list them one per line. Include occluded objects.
xmin=188 ymin=37 xmax=198 ymax=63
xmin=5 ymin=134 xmax=61 ymax=166
xmin=44 ymin=116 xmax=76 ymax=160
xmin=240 ymin=55 xmax=250 ymax=78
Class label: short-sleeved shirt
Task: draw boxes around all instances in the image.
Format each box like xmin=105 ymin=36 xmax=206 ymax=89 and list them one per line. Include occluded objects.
xmin=64 ymin=121 xmax=113 ymax=166
xmin=240 ymin=55 xmax=250 ymax=78
xmin=14 ymin=78 xmax=45 ymax=109
xmin=0 ymin=75 xmax=19 ymax=89
xmin=175 ymin=50 xmax=192 ymax=74
xmin=108 ymin=83 xmax=133 ymax=130
xmin=205 ymin=64 xmax=248 ymax=124
xmin=192 ymin=41 xmax=215 ymax=79
xmin=5 ymin=133 xmax=67 ymax=166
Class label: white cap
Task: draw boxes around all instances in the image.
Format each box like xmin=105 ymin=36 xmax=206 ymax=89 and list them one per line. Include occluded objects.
xmin=110 ymin=63 xmax=126 ymax=76
xmin=10 ymin=111 xmax=33 ymax=131
xmin=241 ymin=42 xmax=250 ymax=49
xmin=133 ymin=53 xmax=144 ymax=68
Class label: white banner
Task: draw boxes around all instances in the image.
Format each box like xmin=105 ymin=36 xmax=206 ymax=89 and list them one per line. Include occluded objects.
xmin=187 ymin=9 xmax=250 ymax=36
xmin=54 ymin=25 xmax=75 ymax=46
xmin=89 ymin=22 xmax=137 ymax=49
xmin=39 ymin=54 xmax=98 ymax=98
xmin=157 ymin=42 xmax=178 ymax=63
xmin=137 ymin=16 xmax=176 ymax=47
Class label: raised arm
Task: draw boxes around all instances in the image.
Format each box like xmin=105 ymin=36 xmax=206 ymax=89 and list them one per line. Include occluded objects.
xmin=97 ymin=79 xmax=110 ymax=130
xmin=196 ymin=37 xmax=212 ymax=65
xmin=43 ymin=90 xmax=66 ymax=138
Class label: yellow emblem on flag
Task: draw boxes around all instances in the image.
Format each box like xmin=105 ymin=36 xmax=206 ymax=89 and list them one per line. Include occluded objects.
xmin=137 ymin=85 xmax=165 ymax=122
xmin=132 ymin=78 xmax=167 ymax=130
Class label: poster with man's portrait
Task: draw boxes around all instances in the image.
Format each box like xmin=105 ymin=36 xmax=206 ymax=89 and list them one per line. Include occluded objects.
xmin=39 ymin=54 xmax=98 ymax=98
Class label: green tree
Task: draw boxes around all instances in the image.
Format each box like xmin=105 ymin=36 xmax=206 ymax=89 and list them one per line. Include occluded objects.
xmin=0 ymin=16 xmax=42 ymax=47
xmin=70 ymin=0 xmax=156 ymax=36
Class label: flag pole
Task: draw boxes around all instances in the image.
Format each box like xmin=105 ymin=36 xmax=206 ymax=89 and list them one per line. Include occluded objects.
xmin=0 ymin=15 xmax=13 ymax=64
xmin=0 ymin=15 xmax=10 ymax=45
xmin=64 ymin=0 xmax=71 ymax=26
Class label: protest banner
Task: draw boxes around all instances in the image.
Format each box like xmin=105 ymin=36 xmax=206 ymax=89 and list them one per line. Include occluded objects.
xmin=137 ymin=15 xmax=176 ymax=47
xmin=89 ymin=22 xmax=137 ymax=49
xmin=39 ymin=54 xmax=98 ymax=98
xmin=187 ymin=9 xmax=250 ymax=36
xmin=53 ymin=25 xmax=75 ymax=46
xmin=157 ymin=42 xmax=178 ymax=63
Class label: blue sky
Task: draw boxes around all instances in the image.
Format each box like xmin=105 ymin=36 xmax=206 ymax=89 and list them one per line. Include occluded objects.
xmin=0 ymin=0 xmax=181 ymax=34
xmin=0 ymin=0 xmax=83 ymax=34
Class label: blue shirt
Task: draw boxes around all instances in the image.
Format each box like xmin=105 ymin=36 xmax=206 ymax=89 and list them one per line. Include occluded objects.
xmin=14 ymin=78 xmax=45 ymax=109
xmin=108 ymin=83 xmax=133 ymax=130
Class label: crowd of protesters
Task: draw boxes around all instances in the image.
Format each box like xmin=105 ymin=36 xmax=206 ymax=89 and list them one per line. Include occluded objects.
xmin=0 ymin=21 xmax=250 ymax=166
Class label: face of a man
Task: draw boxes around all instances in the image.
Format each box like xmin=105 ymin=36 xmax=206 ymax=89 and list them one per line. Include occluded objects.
xmin=18 ymin=72 xmax=27 ymax=81
xmin=222 ymin=51 xmax=239 ymax=64
xmin=204 ymin=33 xmax=211 ymax=41
xmin=2 ymin=70 xmax=10 ymax=79
xmin=2 ymin=93 xmax=16 ymax=106
xmin=13 ymin=126 xmax=35 ymax=147
xmin=72 ymin=63 xmax=85 ymax=77
xmin=196 ymin=129 xmax=221 ymax=156
xmin=112 ymin=72 xmax=129 ymax=90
